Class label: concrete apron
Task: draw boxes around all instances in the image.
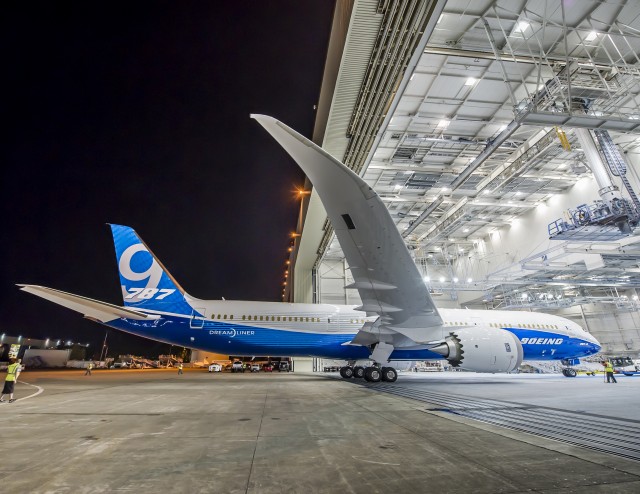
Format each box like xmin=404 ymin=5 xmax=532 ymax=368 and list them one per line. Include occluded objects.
xmin=0 ymin=369 xmax=639 ymax=493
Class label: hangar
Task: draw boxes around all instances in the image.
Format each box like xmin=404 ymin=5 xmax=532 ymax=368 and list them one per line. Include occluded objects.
xmin=288 ymin=0 xmax=640 ymax=372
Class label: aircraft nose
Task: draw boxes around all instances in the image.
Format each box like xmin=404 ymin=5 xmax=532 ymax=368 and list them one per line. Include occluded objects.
xmin=583 ymin=331 xmax=601 ymax=352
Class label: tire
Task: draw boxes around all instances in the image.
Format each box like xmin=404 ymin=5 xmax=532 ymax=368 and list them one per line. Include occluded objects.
xmin=353 ymin=366 xmax=365 ymax=379
xmin=364 ymin=367 xmax=382 ymax=383
xmin=339 ymin=366 xmax=353 ymax=379
xmin=381 ymin=367 xmax=398 ymax=383
xmin=562 ymin=368 xmax=577 ymax=377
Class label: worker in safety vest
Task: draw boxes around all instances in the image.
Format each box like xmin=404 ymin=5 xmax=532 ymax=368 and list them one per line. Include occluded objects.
xmin=178 ymin=363 xmax=183 ymax=375
xmin=603 ymin=360 xmax=617 ymax=384
xmin=85 ymin=361 xmax=94 ymax=376
xmin=1 ymin=358 xmax=22 ymax=403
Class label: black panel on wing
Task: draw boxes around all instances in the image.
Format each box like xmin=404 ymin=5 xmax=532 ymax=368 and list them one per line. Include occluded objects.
xmin=342 ymin=214 xmax=356 ymax=230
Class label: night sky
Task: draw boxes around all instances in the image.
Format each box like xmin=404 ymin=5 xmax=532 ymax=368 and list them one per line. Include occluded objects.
xmin=2 ymin=1 xmax=335 ymax=358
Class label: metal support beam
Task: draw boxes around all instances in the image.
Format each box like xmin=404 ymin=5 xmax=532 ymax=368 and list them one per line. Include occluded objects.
xmin=401 ymin=196 xmax=444 ymax=237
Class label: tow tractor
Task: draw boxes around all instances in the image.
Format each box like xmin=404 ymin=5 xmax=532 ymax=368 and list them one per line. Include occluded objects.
xmin=560 ymin=358 xmax=604 ymax=377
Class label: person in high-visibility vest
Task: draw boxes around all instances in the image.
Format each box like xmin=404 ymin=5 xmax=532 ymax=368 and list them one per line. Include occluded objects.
xmin=85 ymin=361 xmax=94 ymax=376
xmin=603 ymin=360 xmax=617 ymax=383
xmin=178 ymin=363 xmax=183 ymax=375
xmin=1 ymin=358 xmax=22 ymax=403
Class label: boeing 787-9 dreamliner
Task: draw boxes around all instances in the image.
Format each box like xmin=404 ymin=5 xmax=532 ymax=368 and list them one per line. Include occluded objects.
xmin=19 ymin=115 xmax=601 ymax=382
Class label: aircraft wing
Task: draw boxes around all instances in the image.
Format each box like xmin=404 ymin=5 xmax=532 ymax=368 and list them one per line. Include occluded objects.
xmin=18 ymin=285 xmax=160 ymax=323
xmin=252 ymin=115 xmax=443 ymax=343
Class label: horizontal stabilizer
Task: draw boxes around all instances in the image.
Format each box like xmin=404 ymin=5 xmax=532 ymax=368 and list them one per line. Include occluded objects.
xmin=18 ymin=285 xmax=160 ymax=323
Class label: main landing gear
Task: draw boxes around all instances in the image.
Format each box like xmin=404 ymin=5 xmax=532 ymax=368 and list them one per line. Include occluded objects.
xmin=339 ymin=364 xmax=397 ymax=383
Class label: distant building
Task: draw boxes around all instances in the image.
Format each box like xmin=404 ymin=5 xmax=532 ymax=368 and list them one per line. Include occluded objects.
xmin=0 ymin=334 xmax=86 ymax=362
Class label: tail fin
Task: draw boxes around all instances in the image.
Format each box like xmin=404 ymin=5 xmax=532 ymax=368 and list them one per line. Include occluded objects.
xmin=109 ymin=224 xmax=193 ymax=315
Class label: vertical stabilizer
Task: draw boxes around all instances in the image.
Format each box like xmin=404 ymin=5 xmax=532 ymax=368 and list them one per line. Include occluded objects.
xmin=109 ymin=224 xmax=194 ymax=315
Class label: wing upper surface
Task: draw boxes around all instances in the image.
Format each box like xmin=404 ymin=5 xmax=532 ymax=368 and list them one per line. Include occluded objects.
xmin=252 ymin=115 xmax=443 ymax=335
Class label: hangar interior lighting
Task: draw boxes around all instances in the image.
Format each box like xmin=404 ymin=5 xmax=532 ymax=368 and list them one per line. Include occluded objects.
xmin=309 ymin=0 xmax=640 ymax=349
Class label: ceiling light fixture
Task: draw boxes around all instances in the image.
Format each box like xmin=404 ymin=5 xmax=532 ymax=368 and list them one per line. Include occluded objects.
xmin=585 ymin=31 xmax=598 ymax=42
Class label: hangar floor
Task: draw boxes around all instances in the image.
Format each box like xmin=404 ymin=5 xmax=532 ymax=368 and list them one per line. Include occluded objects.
xmin=1 ymin=369 xmax=639 ymax=493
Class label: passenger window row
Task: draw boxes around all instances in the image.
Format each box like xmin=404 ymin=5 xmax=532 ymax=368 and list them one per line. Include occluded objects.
xmin=210 ymin=314 xmax=322 ymax=323
xmin=208 ymin=314 xmax=559 ymax=330
xmin=488 ymin=322 xmax=559 ymax=329
xmin=442 ymin=321 xmax=558 ymax=329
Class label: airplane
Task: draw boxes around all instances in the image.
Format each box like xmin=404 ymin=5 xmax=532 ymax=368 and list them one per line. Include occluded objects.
xmin=19 ymin=115 xmax=601 ymax=383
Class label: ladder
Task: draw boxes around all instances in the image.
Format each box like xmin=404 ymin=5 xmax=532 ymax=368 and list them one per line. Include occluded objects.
xmin=594 ymin=129 xmax=640 ymax=212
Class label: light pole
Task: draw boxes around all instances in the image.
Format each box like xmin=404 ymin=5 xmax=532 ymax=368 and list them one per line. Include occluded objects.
xmin=99 ymin=330 xmax=109 ymax=362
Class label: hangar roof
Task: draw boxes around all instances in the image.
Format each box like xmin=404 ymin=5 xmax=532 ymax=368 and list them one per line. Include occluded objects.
xmin=296 ymin=0 xmax=640 ymax=309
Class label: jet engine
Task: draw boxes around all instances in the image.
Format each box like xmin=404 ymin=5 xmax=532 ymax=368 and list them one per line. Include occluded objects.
xmin=431 ymin=327 xmax=523 ymax=373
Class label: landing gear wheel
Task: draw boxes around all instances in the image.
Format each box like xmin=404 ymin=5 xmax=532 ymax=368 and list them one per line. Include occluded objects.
xmin=364 ymin=367 xmax=382 ymax=383
xmin=339 ymin=366 xmax=353 ymax=379
xmin=381 ymin=367 xmax=398 ymax=383
xmin=562 ymin=368 xmax=577 ymax=377
xmin=353 ymin=366 xmax=365 ymax=379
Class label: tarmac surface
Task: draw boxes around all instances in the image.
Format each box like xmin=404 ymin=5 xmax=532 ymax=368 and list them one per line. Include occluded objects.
xmin=1 ymin=368 xmax=640 ymax=493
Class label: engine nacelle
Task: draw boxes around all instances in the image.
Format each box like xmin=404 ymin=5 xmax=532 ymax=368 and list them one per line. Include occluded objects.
xmin=433 ymin=327 xmax=523 ymax=373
